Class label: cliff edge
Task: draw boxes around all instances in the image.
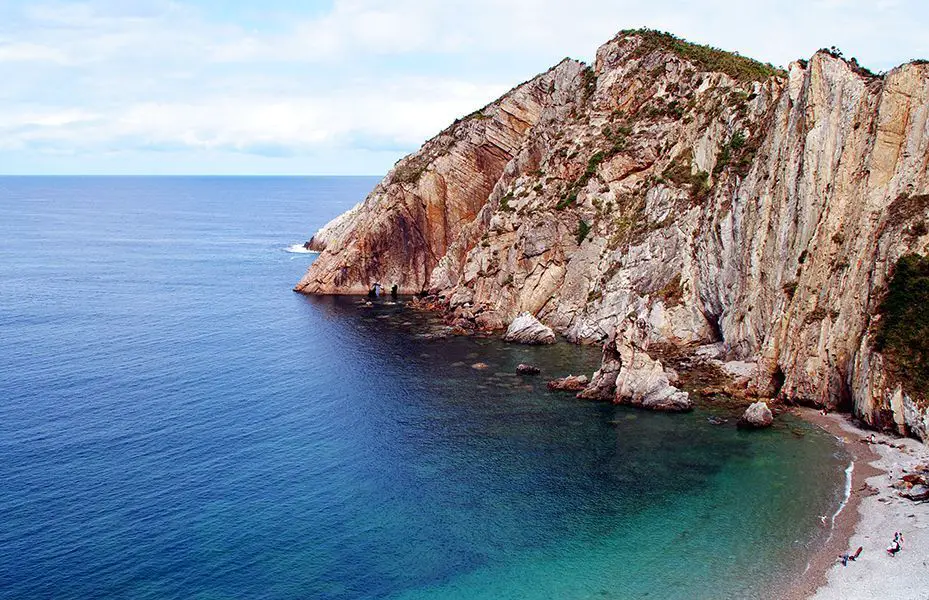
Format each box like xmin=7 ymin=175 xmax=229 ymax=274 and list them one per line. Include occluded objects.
xmin=296 ymin=30 xmax=929 ymax=440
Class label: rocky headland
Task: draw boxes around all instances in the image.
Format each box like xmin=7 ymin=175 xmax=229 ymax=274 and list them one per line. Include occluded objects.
xmin=295 ymin=29 xmax=929 ymax=442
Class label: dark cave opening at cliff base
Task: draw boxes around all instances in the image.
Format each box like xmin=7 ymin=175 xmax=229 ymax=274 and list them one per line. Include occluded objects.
xmin=771 ymin=365 xmax=786 ymax=398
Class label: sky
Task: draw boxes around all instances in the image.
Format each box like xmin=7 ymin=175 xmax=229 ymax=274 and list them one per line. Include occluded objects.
xmin=1 ymin=0 xmax=927 ymax=176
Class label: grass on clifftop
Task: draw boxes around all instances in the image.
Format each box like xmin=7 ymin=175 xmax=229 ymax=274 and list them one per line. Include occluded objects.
xmin=874 ymin=253 xmax=929 ymax=404
xmin=623 ymin=28 xmax=786 ymax=82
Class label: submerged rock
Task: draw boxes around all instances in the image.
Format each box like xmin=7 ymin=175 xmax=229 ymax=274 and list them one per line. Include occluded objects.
xmin=503 ymin=313 xmax=556 ymax=345
xmin=516 ymin=363 xmax=541 ymax=375
xmin=738 ymin=401 xmax=774 ymax=429
xmin=547 ymin=374 xmax=590 ymax=391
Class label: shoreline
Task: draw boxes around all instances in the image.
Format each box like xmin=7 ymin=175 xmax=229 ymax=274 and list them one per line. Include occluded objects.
xmin=789 ymin=408 xmax=929 ymax=600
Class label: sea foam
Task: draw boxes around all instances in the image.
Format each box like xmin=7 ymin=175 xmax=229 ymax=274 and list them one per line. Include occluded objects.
xmin=285 ymin=243 xmax=317 ymax=254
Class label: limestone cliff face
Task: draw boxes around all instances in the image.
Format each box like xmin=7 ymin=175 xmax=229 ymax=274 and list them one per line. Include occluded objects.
xmin=296 ymin=31 xmax=929 ymax=440
xmin=294 ymin=59 xmax=585 ymax=294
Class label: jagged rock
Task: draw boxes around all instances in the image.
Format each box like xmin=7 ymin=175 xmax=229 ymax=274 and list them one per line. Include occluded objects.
xmin=578 ymin=323 xmax=691 ymax=411
xmin=296 ymin=29 xmax=929 ymax=440
xmin=577 ymin=340 xmax=622 ymax=400
xmin=516 ymin=363 xmax=541 ymax=375
xmin=901 ymin=484 xmax=929 ymax=501
xmin=614 ymin=346 xmax=693 ymax=412
xmin=547 ymin=374 xmax=589 ymax=391
xmin=738 ymin=401 xmax=774 ymax=429
xmin=710 ymin=360 xmax=757 ymax=390
xmin=503 ymin=313 xmax=556 ymax=345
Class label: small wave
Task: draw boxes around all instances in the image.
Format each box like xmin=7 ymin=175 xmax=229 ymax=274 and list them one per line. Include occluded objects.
xmin=285 ymin=244 xmax=318 ymax=254
xmin=826 ymin=461 xmax=855 ymax=543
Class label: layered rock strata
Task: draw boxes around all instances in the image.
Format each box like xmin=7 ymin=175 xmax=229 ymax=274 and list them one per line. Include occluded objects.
xmin=296 ymin=30 xmax=929 ymax=440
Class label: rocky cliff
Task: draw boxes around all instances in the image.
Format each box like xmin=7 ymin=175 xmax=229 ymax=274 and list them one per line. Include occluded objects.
xmin=296 ymin=30 xmax=929 ymax=441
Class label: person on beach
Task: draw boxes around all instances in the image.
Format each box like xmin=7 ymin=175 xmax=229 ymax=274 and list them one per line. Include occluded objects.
xmin=887 ymin=532 xmax=903 ymax=556
xmin=838 ymin=546 xmax=862 ymax=566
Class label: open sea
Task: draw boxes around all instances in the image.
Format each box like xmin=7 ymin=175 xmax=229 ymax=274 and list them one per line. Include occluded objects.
xmin=0 ymin=176 xmax=848 ymax=599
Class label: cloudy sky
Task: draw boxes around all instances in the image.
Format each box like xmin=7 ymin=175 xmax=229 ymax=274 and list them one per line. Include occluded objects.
xmin=1 ymin=0 xmax=926 ymax=175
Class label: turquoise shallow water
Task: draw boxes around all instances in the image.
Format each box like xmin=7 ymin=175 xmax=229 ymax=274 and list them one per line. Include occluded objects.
xmin=0 ymin=177 xmax=847 ymax=599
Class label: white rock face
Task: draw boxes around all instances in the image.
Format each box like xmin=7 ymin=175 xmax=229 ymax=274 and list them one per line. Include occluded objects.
xmin=615 ymin=346 xmax=693 ymax=412
xmin=739 ymin=401 xmax=774 ymax=429
xmin=503 ymin=312 xmax=556 ymax=345
xmin=298 ymin=31 xmax=929 ymax=439
xmin=578 ymin=319 xmax=691 ymax=411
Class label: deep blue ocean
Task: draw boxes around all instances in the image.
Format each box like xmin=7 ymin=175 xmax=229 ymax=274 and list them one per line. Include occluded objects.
xmin=0 ymin=176 xmax=848 ymax=600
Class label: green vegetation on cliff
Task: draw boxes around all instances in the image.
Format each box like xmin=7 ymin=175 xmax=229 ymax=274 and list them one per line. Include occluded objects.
xmin=874 ymin=253 xmax=929 ymax=402
xmin=624 ymin=29 xmax=786 ymax=82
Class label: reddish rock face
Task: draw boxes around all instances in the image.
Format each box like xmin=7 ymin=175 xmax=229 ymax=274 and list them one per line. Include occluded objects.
xmin=294 ymin=62 xmax=572 ymax=295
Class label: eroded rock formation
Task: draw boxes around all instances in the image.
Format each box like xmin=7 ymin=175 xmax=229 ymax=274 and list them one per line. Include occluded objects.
xmin=296 ymin=30 xmax=929 ymax=439
xmin=504 ymin=312 xmax=557 ymax=345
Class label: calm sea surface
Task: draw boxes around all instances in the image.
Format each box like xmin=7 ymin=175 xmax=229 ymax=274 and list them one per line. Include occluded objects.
xmin=0 ymin=176 xmax=848 ymax=599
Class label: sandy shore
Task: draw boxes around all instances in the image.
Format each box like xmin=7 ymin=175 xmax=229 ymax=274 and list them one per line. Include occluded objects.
xmin=790 ymin=408 xmax=929 ymax=600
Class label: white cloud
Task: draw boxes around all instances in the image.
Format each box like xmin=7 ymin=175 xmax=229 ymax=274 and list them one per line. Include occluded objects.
xmin=0 ymin=78 xmax=507 ymax=156
xmin=1 ymin=0 xmax=927 ymax=173
xmin=0 ymin=41 xmax=71 ymax=63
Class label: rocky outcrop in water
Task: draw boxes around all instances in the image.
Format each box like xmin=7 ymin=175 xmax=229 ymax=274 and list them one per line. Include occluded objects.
xmin=739 ymin=401 xmax=775 ymax=429
xmin=614 ymin=347 xmax=692 ymax=412
xmin=547 ymin=374 xmax=590 ymax=391
xmin=504 ymin=313 xmax=557 ymax=345
xmin=575 ymin=319 xmax=691 ymax=410
xmin=296 ymin=30 xmax=929 ymax=439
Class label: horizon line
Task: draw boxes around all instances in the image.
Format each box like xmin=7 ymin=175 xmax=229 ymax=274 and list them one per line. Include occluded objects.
xmin=0 ymin=173 xmax=386 ymax=178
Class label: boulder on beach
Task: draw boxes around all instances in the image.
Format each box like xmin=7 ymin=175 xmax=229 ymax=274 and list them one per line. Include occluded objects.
xmin=738 ymin=401 xmax=774 ymax=429
xmin=897 ymin=472 xmax=929 ymax=501
xmin=516 ymin=363 xmax=541 ymax=375
xmin=503 ymin=313 xmax=556 ymax=345
xmin=547 ymin=374 xmax=589 ymax=391
xmin=902 ymin=484 xmax=929 ymax=501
